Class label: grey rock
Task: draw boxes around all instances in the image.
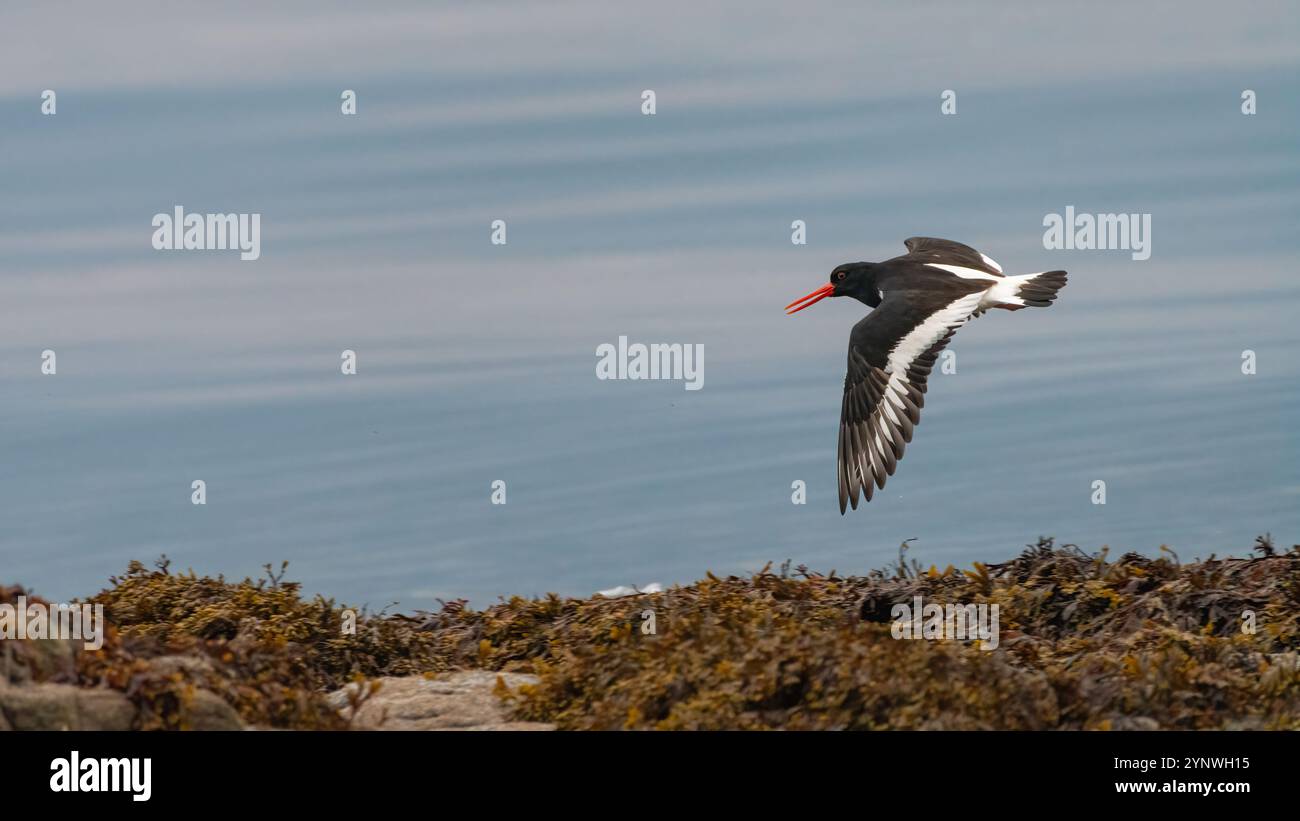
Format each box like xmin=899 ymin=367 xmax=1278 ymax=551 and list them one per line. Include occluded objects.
xmin=74 ymin=688 xmax=137 ymax=730
xmin=185 ymin=690 xmax=244 ymax=731
xmin=147 ymin=654 xmax=218 ymax=679
xmin=0 ymin=679 xmax=243 ymax=731
xmin=1110 ymin=715 xmax=1162 ymax=731
xmin=327 ymin=670 xmax=555 ymax=731
xmin=0 ymin=613 xmax=79 ymax=684
xmin=0 ymin=682 xmax=79 ymax=729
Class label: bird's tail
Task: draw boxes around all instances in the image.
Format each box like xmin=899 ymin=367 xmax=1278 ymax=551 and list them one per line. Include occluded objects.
xmin=987 ymin=270 xmax=1068 ymax=310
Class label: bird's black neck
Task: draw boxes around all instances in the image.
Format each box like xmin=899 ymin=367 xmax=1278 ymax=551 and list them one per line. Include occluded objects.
xmin=845 ymin=262 xmax=881 ymax=307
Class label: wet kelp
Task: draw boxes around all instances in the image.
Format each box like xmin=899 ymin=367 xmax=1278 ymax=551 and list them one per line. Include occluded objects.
xmin=503 ymin=537 xmax=1300 ymax=729
xmin=75 ymin=558 xmax=454 ymax=728
xmin=11 ymin=537 xmax=1300 ymax=729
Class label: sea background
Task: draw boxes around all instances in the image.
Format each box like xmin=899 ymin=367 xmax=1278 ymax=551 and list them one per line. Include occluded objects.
xmin=2 ymin=1 xmax=1297 ymax=609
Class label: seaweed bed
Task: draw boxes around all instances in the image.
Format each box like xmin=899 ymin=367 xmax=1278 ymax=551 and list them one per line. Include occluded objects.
xmin=5 ymin=536 xmax=1300 ymax=730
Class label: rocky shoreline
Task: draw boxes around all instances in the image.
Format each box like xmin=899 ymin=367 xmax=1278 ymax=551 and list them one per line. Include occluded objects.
xmin=3 ymin=536 xmax=1299 ymax=730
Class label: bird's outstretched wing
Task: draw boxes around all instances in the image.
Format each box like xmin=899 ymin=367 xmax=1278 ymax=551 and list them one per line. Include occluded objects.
xmin=838 ymin=289 xmax=986 ymax=513
xmin=902 ymin=237 xmax=1004 ymax=276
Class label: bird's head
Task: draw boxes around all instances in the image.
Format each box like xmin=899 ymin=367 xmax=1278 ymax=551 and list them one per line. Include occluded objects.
xmin=785 ymin=262 xmax=875 ymax=314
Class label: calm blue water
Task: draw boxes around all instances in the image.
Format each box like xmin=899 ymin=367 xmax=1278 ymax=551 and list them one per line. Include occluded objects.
xmin=2 ymin=3 xmax=1297 ymax=608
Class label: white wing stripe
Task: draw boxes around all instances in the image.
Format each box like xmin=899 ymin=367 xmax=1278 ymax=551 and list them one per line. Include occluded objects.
xmin=885 ymin=291 xmax=984 ymax=377
xmin=925 ymin=263 xmax=1000 ymax=282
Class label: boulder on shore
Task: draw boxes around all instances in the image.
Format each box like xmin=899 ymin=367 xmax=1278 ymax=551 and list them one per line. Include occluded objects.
xmin=327 ymin=671 xmax=554 ymax=731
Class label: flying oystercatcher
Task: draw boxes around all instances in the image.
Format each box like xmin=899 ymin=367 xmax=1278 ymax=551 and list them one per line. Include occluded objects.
xmin=785 ymin=237 xmax=1067 ymax=513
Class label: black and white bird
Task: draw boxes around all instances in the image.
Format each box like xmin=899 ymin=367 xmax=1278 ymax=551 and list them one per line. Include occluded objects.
xmin=785 ymin=237 xmax=1067 ymax=513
